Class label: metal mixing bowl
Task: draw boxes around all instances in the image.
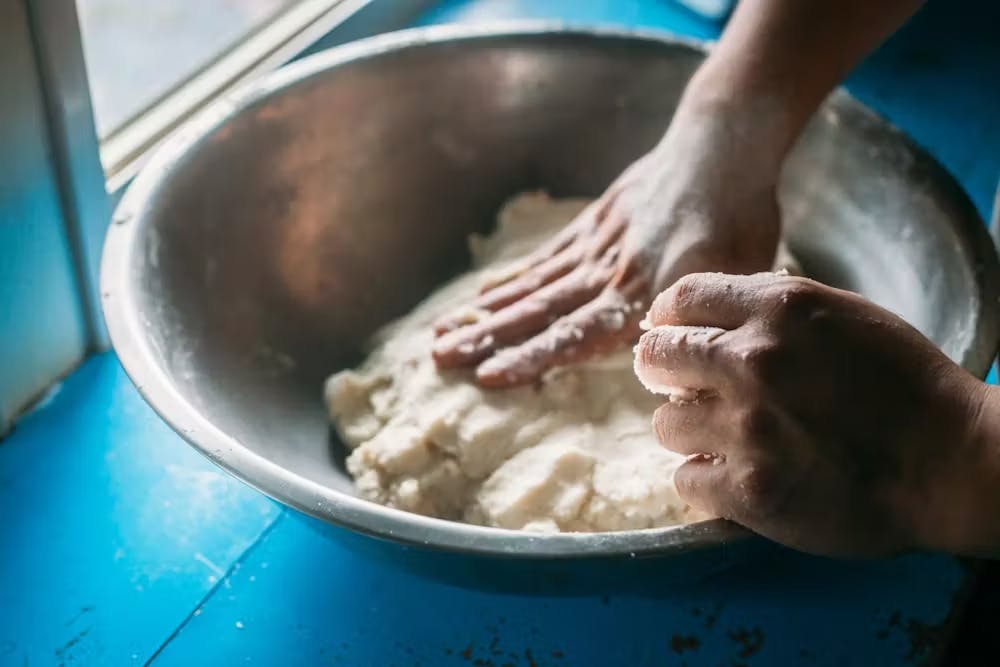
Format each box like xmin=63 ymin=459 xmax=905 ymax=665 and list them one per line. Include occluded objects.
xmin=101 ymin=24 xmax=1000 ymax=590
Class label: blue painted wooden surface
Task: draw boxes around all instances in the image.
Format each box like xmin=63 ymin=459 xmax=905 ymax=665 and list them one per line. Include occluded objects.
xmin=152 ymin=511 xmax=964 ymax=667
xmin=0 ymin=355 xmax=280 ymax=665
xmin=1 ymin=0 xmax=998 ymax=665
xmin=0 ymin=356 xmax=971 ymax=667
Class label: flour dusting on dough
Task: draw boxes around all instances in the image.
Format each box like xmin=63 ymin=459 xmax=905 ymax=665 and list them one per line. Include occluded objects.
xmin=326 ymin=193 xmax=787 ymax=532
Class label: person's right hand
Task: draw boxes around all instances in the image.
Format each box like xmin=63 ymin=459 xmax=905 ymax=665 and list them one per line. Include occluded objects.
xmin=431 ymin=97 xmax=786 ymax=388
xmin=634 ymin=272 xmax=996 ymax=557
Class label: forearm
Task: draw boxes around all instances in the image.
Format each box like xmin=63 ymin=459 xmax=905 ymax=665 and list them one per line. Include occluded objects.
xmin=674 ymin=0 xmax=924 ymax=161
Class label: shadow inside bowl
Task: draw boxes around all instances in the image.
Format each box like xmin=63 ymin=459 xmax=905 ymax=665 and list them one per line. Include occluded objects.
xmin=104 ymin=26 xmax=999 ymax=570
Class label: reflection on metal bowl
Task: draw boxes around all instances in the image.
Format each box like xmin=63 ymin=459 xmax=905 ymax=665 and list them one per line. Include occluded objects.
xmin=101 ymin=24 xmax=1000 ymax=592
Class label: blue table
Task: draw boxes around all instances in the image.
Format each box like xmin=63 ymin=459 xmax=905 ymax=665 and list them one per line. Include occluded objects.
xmin=2 ymin=1 xmax=998 ymax=665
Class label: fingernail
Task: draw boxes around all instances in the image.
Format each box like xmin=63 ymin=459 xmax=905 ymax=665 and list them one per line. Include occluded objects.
xmin=456 ymin=334 xmax=495 ymax=357
xmin=476 ymin=363 xmax=524 ymax=389
xmin=686 ymin=452 xmax=726 ymax=464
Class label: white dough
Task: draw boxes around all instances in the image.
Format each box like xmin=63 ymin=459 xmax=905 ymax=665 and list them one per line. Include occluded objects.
xmin=325 ymin=192 xmax=789 ymax=533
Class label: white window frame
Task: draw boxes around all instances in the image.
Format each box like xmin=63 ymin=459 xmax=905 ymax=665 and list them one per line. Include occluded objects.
xmin=101 ymin=0 xmax=437 ymax=190
xmin=0 ymin=0 xmax=437 ymax=432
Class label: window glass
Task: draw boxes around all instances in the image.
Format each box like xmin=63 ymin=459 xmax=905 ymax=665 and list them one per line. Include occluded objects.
xmin=77 ymin=0 xmax=299 ymax=138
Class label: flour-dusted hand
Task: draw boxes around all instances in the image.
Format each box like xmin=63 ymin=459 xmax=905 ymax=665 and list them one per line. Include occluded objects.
xmin=429 ymin=0 xmax=936 ymax=389
xmin=634 ymin=272 xmax=994 ymax=556
xmin=432 ymin=105 xmax=784 ymax=388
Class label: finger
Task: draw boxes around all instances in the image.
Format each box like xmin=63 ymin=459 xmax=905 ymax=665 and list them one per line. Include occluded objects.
xmin=475 ymin=291 xmax=642 ymax=388
xmin=651 ymin=398 xmax=730 ymax=457
xmin=633 ymin=325 xmax=731 ymax=398
xmin=478 ymin=201 xmax=600 ymax=292
xmin=479 ymin=249 xmax=582 ymax=310
xmin=584 ymin=207 xmax=627 ymax=262
xmin=676 ymin=454 xmax=796 ymax=529
xmin=435 ymin=197 xmax=631 ymax=336
xmin=673 ymin=458 xmax=741 ymax=520
xmin=433 ymin=266 xmax=613 ymax=368
xmin=433 ymin=248 xmax=582 ymax=335
xmin=646 ymin=272 xmax=782 ymax=330
xmin=476 ymin=232 xmax=571 ymax=292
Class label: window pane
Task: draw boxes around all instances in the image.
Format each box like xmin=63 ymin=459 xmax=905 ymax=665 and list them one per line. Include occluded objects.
xmin=77 ymin=0 xmax=299 ymax=138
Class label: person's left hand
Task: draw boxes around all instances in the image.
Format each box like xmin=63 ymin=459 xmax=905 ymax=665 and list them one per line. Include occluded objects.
xmin=634 ymin=272 xmax=991 ymax=557
xmin=430 ymin=101 xmax=784 ymax=388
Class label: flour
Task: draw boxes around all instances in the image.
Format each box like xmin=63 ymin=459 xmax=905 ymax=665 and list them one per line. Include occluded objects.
xmin=325 ymin=192 xmax=788 ymax=533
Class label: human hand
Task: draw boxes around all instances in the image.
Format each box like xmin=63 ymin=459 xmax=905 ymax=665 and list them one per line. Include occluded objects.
xmin=432 ymin=106 xmax=783 ymax=388
xmin=634 ymin=272 xmax=992 ymax=557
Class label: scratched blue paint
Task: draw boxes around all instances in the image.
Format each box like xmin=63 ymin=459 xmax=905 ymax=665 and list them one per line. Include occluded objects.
xmin=152 ymin=512 xmax=964 ymax=667
xmin=0 ymin=354 xmax=280 ymax=666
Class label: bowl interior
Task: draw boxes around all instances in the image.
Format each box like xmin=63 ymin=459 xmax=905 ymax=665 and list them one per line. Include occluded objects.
xmin=114 ymin=29 xmax=996 ymax=533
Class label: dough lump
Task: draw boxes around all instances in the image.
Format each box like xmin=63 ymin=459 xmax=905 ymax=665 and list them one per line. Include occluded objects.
xmin=326 ymin=193 xmax=765 ymax=533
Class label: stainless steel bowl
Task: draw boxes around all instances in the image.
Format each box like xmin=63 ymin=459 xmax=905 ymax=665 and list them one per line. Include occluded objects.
xmin=101 ymin=24 xmax=1000 ymax=586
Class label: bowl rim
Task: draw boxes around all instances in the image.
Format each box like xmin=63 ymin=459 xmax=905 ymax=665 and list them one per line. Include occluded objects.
xmin=100 ymin=21 xmax=999 ymax=560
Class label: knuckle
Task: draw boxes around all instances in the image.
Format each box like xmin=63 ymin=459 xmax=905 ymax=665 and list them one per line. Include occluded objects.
xmin=770 ymin=278 xmax=823 ymax=318
xmin=668 ymin=274 xmax=704 ymax=309
xmin=583 ymin=266 xmax=610 ymax=290
xmin=637 ymin=328 xmax=671 ymax=366
xmin=548 ymin=317 xmax=587 ymax=352
xmin=736 ymin=340 xmax=784 ymax=382
xmin=691 ymin=327 xmax=723 ymax=361
xmin=635 ymin=331 xmax=656 ymax=367
xmin=652 ymin=404 xmax=672 ymax=445
xmin=652 ymin=274 xmax=703 ymax=322
xmin=651 ymin=271 xmax=733 ymax=324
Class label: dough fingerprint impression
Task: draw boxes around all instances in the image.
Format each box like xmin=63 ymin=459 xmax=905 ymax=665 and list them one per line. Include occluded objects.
xmin=325 ymin=192 xmax=714 ymax=533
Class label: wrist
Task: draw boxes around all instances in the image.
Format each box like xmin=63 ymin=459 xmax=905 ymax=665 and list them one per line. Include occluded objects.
xmin=672 ymin=58 xmax=814 ymax=169
xmin=662 ymin=74 xmax=795 ymax=185
xmin=954 ymin=382 xmax=1000 ymax=556
xmin=906 ymin=378 xmax=1000 ymax=556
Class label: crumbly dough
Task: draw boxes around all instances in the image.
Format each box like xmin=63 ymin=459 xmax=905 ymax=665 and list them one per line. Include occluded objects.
xmin=325 ymin=192 xmax=787 ymax=533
